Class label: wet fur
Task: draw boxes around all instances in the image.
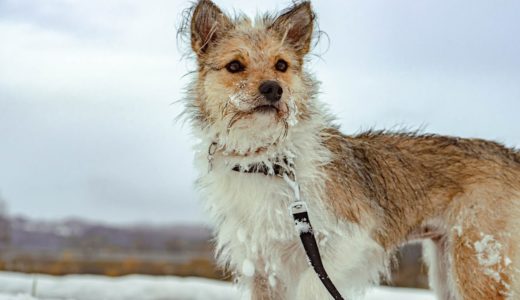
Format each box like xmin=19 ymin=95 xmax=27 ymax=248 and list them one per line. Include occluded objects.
xmin=180 ymin=1 xmax=520 ymax=299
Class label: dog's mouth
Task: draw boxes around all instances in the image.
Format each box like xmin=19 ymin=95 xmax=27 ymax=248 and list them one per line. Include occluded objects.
xmin=253 ymin=104 xmax=279 ymax=114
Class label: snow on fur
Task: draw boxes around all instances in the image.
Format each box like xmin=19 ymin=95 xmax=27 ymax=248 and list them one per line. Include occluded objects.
xmin=473 ymin=233 xmax=512 ymax=285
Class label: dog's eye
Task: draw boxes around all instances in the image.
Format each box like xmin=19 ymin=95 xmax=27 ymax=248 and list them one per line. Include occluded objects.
xmin=275 ymin=59 xmax=288 ymax=72
xmin=225 ymin=60 xmax=245 ymax=73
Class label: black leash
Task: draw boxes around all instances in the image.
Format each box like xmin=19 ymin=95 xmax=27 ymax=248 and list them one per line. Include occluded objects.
xmin=286 ymin=178 xmax=346 ymax=300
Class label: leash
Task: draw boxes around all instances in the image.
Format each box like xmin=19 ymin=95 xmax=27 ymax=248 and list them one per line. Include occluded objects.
xmin=283 ymin=173 xmax=346 ymax=300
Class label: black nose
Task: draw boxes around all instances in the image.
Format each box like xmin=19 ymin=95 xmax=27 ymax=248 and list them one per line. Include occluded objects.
xmin=259 ymin=80 xmax=283 ymax=103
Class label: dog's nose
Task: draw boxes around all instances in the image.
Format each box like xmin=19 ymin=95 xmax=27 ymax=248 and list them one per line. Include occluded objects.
xmin=259 ymin=80 xmax=283 ymax=103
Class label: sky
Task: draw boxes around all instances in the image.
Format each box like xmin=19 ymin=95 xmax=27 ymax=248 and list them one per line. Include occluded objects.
xmin=0 ymin=0 xmax=519 ymax=225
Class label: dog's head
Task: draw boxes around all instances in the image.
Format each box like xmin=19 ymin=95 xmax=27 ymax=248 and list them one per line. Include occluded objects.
xmin=184 ymin=0 xmax=317 ymax=155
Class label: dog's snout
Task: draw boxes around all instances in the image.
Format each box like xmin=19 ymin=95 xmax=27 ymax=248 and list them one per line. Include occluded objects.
xmin=259 ymin=80 xmax=283 ymax=103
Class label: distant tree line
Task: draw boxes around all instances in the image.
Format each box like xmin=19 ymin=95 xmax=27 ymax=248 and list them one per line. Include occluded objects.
xmin=0 ymin=193 xmax=11 ymax=249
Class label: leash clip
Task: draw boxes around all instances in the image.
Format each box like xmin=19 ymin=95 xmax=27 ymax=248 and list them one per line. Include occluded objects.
xmin=289 ymin=201 xmax=308 ymax=215
xmin=207 ymin=142 xmax=217 ymax=172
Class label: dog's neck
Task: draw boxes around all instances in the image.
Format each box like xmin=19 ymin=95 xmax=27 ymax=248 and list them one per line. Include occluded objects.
xmin=207 ymin=140 xmax=293 ymax=174
xmin=231 ymin=156 xmax=293 ymax=177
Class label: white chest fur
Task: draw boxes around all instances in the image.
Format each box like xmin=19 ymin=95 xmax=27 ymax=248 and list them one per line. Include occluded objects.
xmin=197 ymin=151 xmax=333 ymax=274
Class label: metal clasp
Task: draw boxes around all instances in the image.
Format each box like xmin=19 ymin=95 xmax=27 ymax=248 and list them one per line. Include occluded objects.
xmin=207 ymin=142 xmax=217 ymax=172
xmin=289 ymin=201 xmax=308 ymax=215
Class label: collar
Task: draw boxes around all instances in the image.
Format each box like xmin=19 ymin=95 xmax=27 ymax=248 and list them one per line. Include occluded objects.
xmin=231 ymin=157 xmax=294 ymax=178
xmin=207 ymin=141 xmax=294 ymax=177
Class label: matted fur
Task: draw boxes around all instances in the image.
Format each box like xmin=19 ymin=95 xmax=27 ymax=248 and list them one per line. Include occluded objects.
xmin=179 ymin=1 xmax=520 ymax=299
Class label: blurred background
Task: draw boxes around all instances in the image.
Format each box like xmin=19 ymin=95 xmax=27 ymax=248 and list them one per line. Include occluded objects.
xmin=0 ymin=0 xmax=519 ymax=295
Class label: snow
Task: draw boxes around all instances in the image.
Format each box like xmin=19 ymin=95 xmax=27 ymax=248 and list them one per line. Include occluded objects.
xmin=268 ymin=274 xmax=277 ymax=288
xmin=293 ymin=219 xmax=311 ymax=233
xmin=505 ymin=257 xmax=512 ymax=266
xmin=473 ymin=233 xmax=504 ymax=282
xmin=474 ymin=234 xmax=502 ymax=267
xmin=241 ymin=259 xmax=255 ymax=277
xmin=0 ymin=272 xmax=237 ymax=300
xmin=453 ymin=225 xmax=463 ymax=237
xmin=0 ymin=271 xmax=435 ymax=300
xmin=365 ymin=287 xmax=435 ymax=300
xmin=472 ymin=233 xmax=512 ymax=294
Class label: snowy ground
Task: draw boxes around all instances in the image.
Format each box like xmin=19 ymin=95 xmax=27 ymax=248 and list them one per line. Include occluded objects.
xmin=0 ymin=272 xmax=435 ymax=300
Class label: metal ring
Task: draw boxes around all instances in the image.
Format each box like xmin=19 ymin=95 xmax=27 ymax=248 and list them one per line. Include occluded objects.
xmin=208 ymin=142 xmax=217 ymax=156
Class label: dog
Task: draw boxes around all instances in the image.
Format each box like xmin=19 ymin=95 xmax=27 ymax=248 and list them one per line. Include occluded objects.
xmin=180 ymin=1 xmax=520 ymax=299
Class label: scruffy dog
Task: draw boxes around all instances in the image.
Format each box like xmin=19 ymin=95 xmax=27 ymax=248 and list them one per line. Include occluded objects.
xmin=180 ymin=0 xmax=520 ymax=299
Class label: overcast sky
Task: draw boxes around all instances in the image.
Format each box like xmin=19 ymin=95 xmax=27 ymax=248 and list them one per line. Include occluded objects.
xmin=0 ymin=0 xmax=519 ymax=225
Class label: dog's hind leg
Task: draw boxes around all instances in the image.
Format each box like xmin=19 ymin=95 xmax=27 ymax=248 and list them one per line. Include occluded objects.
xmin=450 ymin=228 xmax=514 ymax=299
xmin=446 ymin=185 xmax=520 ymax=299
xmin=423 ymin=237 xmax=460 ymax=300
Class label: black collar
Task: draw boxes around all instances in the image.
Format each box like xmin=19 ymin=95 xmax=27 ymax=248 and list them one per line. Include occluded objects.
xmin=231 ymin=157 xmax=293 ymax=177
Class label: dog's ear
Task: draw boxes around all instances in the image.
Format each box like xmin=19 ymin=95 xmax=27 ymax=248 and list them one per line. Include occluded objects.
xmin=269 ymin=2 xmax=315 ymax=56
xmin=190 ymin=0 xmax=233 ymax=57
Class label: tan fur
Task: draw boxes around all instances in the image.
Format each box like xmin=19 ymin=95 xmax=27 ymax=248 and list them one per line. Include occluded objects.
xmin=182 ymin=1 xmax=520 ymax=299
xmin=323 ymin=129 xmax=520 ymax=298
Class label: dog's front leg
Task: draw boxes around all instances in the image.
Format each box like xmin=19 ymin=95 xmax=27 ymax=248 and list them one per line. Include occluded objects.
xmin=294 ymin=266 xmax=337 ymax=300
xmin=250 ymin=273 xmax=285 ymax=300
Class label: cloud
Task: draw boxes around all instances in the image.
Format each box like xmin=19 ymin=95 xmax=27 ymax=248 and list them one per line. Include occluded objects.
xmin=0 ymin=0 xmax=201 ymax=223
xmin=0 ymin=0 xmax=518 ymax=224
